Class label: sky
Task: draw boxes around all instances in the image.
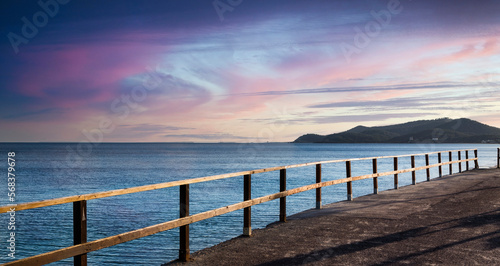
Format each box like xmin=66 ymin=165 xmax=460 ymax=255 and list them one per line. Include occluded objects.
xmin=0 ymin=0 xmax=499 ymax=142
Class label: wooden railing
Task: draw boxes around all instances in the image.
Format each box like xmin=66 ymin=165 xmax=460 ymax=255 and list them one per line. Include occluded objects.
xmin=0 ymin=149 xmax=480 ymax=265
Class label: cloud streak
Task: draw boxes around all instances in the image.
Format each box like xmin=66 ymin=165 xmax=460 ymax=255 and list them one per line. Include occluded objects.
xmin=230 ymin=81 xmax=498 ymax=97
xmin=163 ymin=133 xmax=253 ymax=141
xmin=287 ymin=113 xmax=439 ymax=125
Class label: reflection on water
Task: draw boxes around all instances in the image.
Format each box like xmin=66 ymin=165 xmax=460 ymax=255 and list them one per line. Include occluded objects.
xmin=0 ymin=143 xmax=497 ymax=264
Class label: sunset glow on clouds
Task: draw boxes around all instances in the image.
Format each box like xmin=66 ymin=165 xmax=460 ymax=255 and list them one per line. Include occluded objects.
xmin=1 ymin=0 xmax=499 ymax=142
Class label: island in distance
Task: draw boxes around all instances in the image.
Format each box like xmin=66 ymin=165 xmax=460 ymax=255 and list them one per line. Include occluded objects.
xmin=293 ymin=118 xmax=500 ymax=144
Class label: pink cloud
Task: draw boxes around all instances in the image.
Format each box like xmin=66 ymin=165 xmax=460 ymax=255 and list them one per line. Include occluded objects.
xmin=477 ymin=38 xmax=500 ymax=57
xmin=410 ymin=37 xmax=500 ymax=72
xmin=471 ymin=113 xmax=500 ymax=129
xmin=12 ymin=39 xmax=167 ymax=110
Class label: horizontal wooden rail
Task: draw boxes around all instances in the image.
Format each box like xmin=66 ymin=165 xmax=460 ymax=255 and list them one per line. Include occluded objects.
xmin=0 ymin=149 xmax=481 ymax=265
xmin=2 ymin=158 xmax=477 ymax=266
xmin=0 ymin=149 xmax=476 ymax=214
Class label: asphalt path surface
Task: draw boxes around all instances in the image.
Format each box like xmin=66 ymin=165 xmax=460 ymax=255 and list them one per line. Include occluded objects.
xmin=167 ymin=168 xmax=500 ymax=265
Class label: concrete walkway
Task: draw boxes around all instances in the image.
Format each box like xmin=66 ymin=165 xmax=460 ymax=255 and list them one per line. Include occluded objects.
xmin=168 ymin=168 xmax=500 ymax=265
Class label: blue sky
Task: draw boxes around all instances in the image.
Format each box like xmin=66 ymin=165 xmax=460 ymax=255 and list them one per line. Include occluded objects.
xmin=1 ymin=0 xmax=499 ymax=142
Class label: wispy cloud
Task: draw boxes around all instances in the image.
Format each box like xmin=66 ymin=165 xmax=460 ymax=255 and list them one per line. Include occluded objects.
xmin=307 ymin=95 xmax=495 ymax=110
xmin=286 ymin=113 xmax=438 ymax=125
xmin=119 ymin=124 xmax=194 ymax=132
xmin=228 ymin=81 xmax=495 ymax=97
xmin=163 ymin=133 xmax=253 ymax=141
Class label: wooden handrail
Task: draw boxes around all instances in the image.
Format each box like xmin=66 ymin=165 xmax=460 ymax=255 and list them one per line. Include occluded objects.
xmin=0 ymin=149 xmax=475 ymax=214
xmin=0 ymin=149 xmax=480 ymax=265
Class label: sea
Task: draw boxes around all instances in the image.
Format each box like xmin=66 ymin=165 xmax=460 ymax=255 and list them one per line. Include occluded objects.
xmin=0 ymin=143 xmax=498 ymax=265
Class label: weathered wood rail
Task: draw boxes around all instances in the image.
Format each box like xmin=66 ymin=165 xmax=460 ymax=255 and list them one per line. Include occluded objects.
xmin=0 ymin=149 xmax=481 ymax=265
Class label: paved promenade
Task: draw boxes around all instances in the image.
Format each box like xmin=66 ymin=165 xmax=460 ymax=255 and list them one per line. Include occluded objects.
xmin=169 ymin=168 xmax=500 ymax=265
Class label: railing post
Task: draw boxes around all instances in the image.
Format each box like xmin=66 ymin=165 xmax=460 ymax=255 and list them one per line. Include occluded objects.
xmin=449 ymin=151 xmax=453 ymax=175
xmin=316 ymin=164 xmax=322 ymax=209
xmin=73 ymin=200 xmax=87 ymax=266
xmin=179 ymin=184 xmax=190 ymax=262
xmin=466 ymin=150 xmax=469 ymax=171
xmin=438 ymin=152 xmax=442 ymax=177
xmin=411 ymin=156 xmax=416 ymax=185
xmin=458 ymin=151 xmax=462 ymax=173
xmin=497 ymin=148 xmax=499 ymax=169
xmin=243 ymin=174 xmax=251 ymax=236
xmin=373 ymin=158 xmax=378 ymax=194
xmin=425 ymin=154 xmax=430 ymax=181
xmin=394 ymin=157 xmax=398 ymax=189
xmin=346 ymin=161 xmax=353 ymax=201
xmin=474 ymin=149 xmax=479 ymax=169
xmin=280 ymin=169 xmax=287 ymax=222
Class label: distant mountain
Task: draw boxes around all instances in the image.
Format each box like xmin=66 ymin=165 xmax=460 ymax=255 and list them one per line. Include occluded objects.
xmin=293 ymin=118 xmax=500 ymax=143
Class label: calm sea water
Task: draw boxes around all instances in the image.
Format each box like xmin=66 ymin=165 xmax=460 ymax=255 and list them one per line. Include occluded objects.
xmin=0 ymin=143 xmax=498 ymax=265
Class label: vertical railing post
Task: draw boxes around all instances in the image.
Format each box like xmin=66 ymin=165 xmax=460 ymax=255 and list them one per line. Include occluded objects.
xmin=373 ymin=158 xmax=378 ymax=194
xmin=458 ymin=151 xmax=462 ymax=173
xmin=243 ymin=174 xmax=251 ymax=236
xmin=438 ymin=152 xmax=442 ymax=177
xmin=316 ymin=164 xmax=322 ymax=209
xmin=280 ymin=169 xmax=287 ymax=222
xmin=346 ymin=161 xmax=352 ymax=201
xmin=449 ymin=151 xmax=453 ymax=175
xmin=394 ymin=157 xmax=398 ymax=189
xmin=411 ymin=155 xmax=416 ymax=185
xmin=425 ymin=154 xmax=430 ymax=181
xmin=73 ymin=200 xmax=87 ymax=266
xmin=497 ymin=148 xmax=499 ymax=169
xmin=474 ymin=149 xmax=479 ymax=169
xmin=466 ymin=150 xmax=469 ymax=171
xmin=179 ymin=184 xmax=190 ymax=262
